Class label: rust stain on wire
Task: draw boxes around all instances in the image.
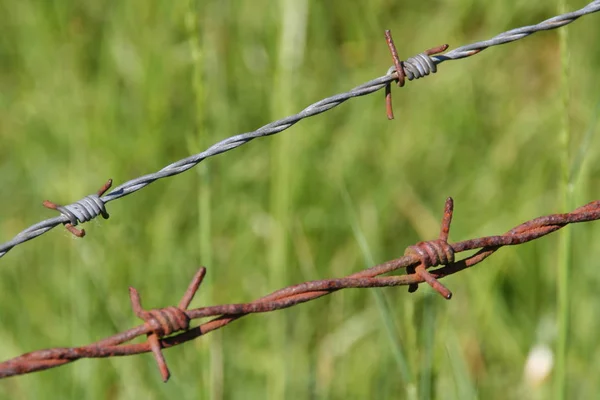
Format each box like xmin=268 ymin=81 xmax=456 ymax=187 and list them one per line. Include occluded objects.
xmin=2 ymin=197 xmax=599 ymax=381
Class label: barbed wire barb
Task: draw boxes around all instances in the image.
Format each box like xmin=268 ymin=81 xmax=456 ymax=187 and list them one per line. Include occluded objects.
xmin=128 ymin=267 xmax=204 ymax=382
xmin=41 ymin=179 xmax=113 ymax=238
xmin=1 ymin=1 xmax=599 ymax=259
xmin=2 ymin=197 xmax=600 ymax=380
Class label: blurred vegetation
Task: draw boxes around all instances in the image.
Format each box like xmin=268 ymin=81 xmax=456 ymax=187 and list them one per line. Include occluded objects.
xmin=1 ymin=0 xmax=599 ymax=399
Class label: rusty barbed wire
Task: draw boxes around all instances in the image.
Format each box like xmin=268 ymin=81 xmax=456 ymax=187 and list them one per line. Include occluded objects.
xmin=2 ymin=197 xmax=599 ymax=381
xmin=1 ymin=1 xmax=599 ymax=258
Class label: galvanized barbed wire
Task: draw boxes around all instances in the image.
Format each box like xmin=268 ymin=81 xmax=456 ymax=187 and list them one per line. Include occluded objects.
xmin=2 ymin=197 xmax=599 ymax=381
xmin=1 ymin=1 xmax=599 ymax=259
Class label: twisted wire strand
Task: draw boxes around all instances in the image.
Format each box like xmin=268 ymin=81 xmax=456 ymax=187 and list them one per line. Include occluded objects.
xmin=1 ymin=1 xmax=599 ymax=259
xmin=1 ymin=197 xmax=599 ymax=379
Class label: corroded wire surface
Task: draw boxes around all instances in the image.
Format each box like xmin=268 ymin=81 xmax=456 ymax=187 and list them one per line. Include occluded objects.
xmin=1 ymin=1 xmax=599 ymax=258
xmin=2 ymin=198 xmax=599 ymax=381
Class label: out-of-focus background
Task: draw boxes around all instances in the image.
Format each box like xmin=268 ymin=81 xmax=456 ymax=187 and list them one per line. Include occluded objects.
xmin=1 ymin=0 xmax=599 ymax=398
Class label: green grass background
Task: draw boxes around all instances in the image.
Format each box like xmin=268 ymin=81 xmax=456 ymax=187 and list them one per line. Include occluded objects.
xmin=1 ymin=0 xmax=600 ymax=398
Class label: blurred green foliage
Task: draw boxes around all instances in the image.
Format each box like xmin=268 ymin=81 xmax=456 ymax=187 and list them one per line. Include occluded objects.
xmin=1 ymin=0 xmax=599 ymax=399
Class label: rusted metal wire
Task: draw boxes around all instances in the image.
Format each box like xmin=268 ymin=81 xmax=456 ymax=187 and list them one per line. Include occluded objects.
xmin=2 ymin=197 xmax=599 ymax=381
xmin=1 ymin=1 xmax=599 ymax=258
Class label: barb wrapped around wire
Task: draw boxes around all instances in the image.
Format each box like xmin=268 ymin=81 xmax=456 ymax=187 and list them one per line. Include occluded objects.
xmin=2 ymin=197 xmax=599 ymax=381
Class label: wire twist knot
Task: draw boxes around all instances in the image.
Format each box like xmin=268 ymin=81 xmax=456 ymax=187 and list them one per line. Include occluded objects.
xmin=42 ymin=179 xmax=112 ymax=237
xmin=403 ymin=197 xmax=455 ymax=299
xmin=129 ymin=267 xmax=206 ymax=382
xmin=139 ymin=307 xmax=190 ymax=337
xmin=386 ymin=51 xmax=439 ymax=86
xmin=404 ymin=239 xmax=454 ymax=267
xmin=57 ymin=195 xmax=108 ymax=225
xmin=383 ymin=30 xmax=449 ymax=119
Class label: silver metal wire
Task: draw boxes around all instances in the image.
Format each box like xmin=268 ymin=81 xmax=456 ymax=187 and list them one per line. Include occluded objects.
xmin=59 ymin=196 xmax=108 ymax=225
xmin=1 ymin=1 xmax=599 ymax=259
xmin=403 ymin=53 xmax=438 ymax=80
